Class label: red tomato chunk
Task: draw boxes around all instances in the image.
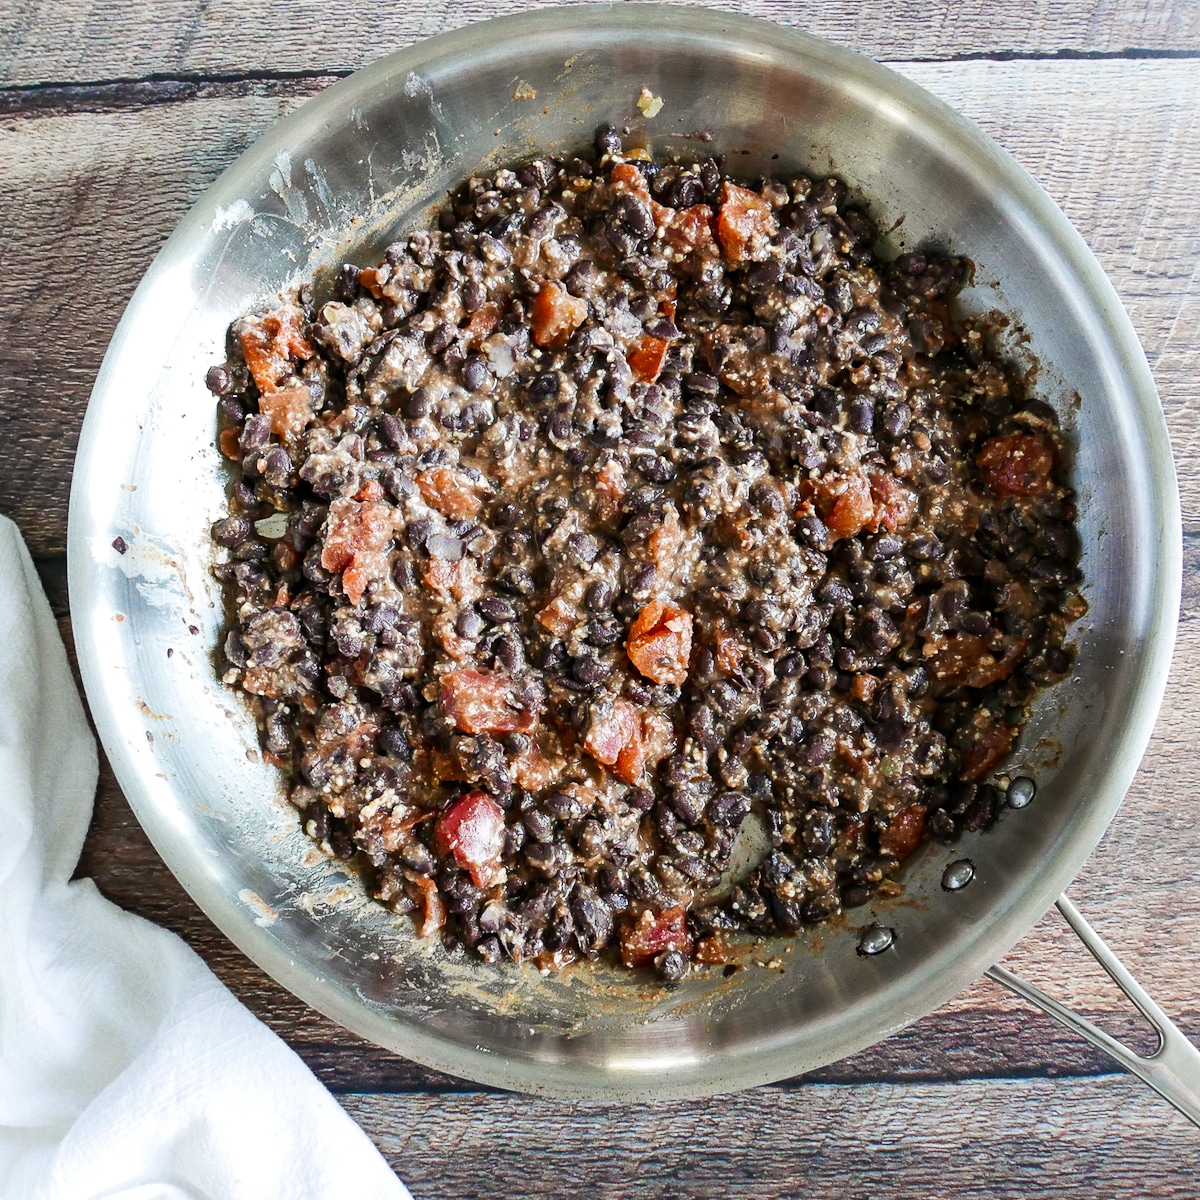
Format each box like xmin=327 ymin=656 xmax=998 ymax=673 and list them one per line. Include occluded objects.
xmin=434 ymin=791 xmax=506 ymax=887
xmin=584 ymin=700 xmax=674 ymax=785
xmin=439 ymin=668 xmax=539 ymax=735
xmin=627 ymin=600 xmax=693 ymax=685
xmin=976 ymin=433 xmax=1055 ymax=497
xmin=530 ymin=281 xmax=588 ymax=349
xmin=620 ymin=906 xmax=693 ymax=968
xmin=320 ymin=499 xmax=394 ymax=606
xmin=715 ymin=182 xmax=778 ymax=263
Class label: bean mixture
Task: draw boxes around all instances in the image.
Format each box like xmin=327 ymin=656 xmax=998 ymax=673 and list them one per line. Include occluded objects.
xmin=208 ymin=126 xmax=1083 ymax=979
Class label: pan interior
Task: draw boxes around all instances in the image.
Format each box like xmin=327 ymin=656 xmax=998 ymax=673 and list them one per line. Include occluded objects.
xmin=67 ymin=6 xmax=1178 ymax=1100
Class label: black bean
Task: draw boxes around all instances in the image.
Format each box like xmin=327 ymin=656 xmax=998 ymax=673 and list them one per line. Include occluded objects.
xmin=956 ymin=610 xmax=991 ymax=636
xmin=462 ymin=356 xmax=489 ymax=392
xmin=709 ymin=791 xmax=751 ymax=827
xmin=615 ymin=194 xmax=656 ymax=239
xmin=495 ymin=567 xmax=537 ymax=596
xmin=503 ymin=823 xmax=527 ymax=856
xmin=879 ymin=402 xmax=912 ymax=439
xmin=907 ymin=533 xmax=945 ymax=561
xmin=495 ymin=631 xmax=526 ymax=674
xmin=478 ymin=596 xmax=518 ymax=624
xmin=670 ymin=175 xmax=703 ymax=207
xmin=403 ymin=388 xmax=432 ymax=419
xmin=523 ymin=809 xmax=555 ymax=843
xmin=585 ymin=581 xmax=613 ymax=611
xmin=206 ymin=364 xmax=232 ymax=394
xmin=803 ymin=808 xmax=835 ymax=855
xmin=377 ymin=726 xmax=412 ymax=761
xmin=217 ymin=396 xmax=246 ymax=425
xmin=571 ymin=654 xmax=611 ymax=685
xmin=849 ymin=397 xmax=874 ymax=434
xmin=804 ymin=731 xmax=835 ymax=764
xmin=239 ymin=414 xmax=271 ymax=451
xmin=455 ymin=609 xmax=485 ymax=640
xmin=585 ymin=615 xmax=622 ymax=648
xmin=541 ymin=790 xmax=584 ymax=821
xmin=655 ymin=949 xmax=689 ymax=982
xmin=595 ymin=124 xmax=622 ymax=156
xmin=212 ymin=515 xmax=254 ymax=546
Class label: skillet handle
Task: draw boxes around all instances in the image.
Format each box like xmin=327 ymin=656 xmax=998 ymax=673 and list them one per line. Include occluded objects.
xmin=987 ymin=894 xmax=1200 ymax=1128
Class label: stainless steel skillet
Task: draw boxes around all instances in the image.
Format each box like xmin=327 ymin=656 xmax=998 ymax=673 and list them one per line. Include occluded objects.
xmin=67 ymin=4 xmax=1197 ymax=1112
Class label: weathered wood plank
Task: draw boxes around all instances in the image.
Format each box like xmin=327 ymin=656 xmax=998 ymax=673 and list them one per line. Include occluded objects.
xmin=0 ymin=83 xmax=325 ymax=555
xmin=1 ymin=0 xmax=1197 ymax=89
xmin=344 ymin=1077 xmax=1200 ymax=1198
xmin=1 ymin=60 xmax=1197 ymax=556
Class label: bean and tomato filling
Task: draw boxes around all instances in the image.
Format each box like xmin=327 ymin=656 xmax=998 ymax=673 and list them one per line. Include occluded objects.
xmin=209 ymin=125 xmax=1083 ymax=979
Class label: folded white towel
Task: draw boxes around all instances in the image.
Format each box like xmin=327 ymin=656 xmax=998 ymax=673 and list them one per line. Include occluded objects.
xmin=0 ymin=516 xmax=410 ymax=1200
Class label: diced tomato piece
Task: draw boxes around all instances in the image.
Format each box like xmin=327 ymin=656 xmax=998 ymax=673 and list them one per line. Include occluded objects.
xmin=240 ymin=304 xmax=313 ymax=394
xmin=595 ymin=459 xmax=627 ymax=521
xmin=261 ymin=306 xmax=313 ymax=361
xmin=257 ymin=384 xmax=313 ymax=442
xmin=511 ymin=746 xmax=559 ymax=792
xmin=584 ymin=699 xmax=641 ymax=767
xmin=879 ymin=804 xmax=927 ymax=860
xmin=430 ymin=748 xmax=472 ymax=783
xmin=628 ymin=335 xmax=670 ymax=383
xmin=959 ymin=721 xmax=1019 ymax=782
xmin=320 ymin=499 xmax=394 ymax=605
xmin=627 ymin=600 xmax=693 ymax=685
xmin=925 ymin=633 xmax=1027 ymax=689
xmin=411 ymin=875 xmax=447 ymax=938
xmin=868 ymin=470 xmax=917 ymax=532
xmin=812 ymin=471 xmax=875 ymax=541
xmin=439 ymin=668 xmax=538 ymax=735
xmin=219 ymin=427 xmax=242 ymax=460
xmin=615 ymin=709 xmax=673 ymax=786
xmin=647 ymin=504 xmax=683 ymax=574
xmin=620 ymin=906 xmax=693 ymax=968
xmin=357 ymin=267 xmax=385 ymax=299
xmin=422 ymin=557 xmax=482 ymax=603
xmin=664 ymin=205 xmax=717 ymax=255
xmin=713 ymin=625 xmax=742 ymax=675
xmin=610 ymin=162 xmax=651 ymax=199
xmin=851 ymin=673 xmax=879 ymax=705
xmin=530 ymin=281 xmax=588 ymax=349
xmin=536 ymin=594 xmax=576 ymax=638
xmin=434 ymin=790 xmax=506 ymax=887
xmin=976 ymin=433 xmax=1056 ymax=497
xmin=463 ymin=303 xmax=501 ymax=347
xmin=693 ymin=935 xmax=727 ymax=965
xmin=416 ymin=467 xmax=482 ymax=520
xmin=715 ymin=182 xmax=778 ymax=264
xmin=584 ymin=701 xmax=674 ymax=785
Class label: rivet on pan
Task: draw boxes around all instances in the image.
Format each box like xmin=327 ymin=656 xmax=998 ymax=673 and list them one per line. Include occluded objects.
xmin=942 ymin=859 xmax=976 ymax=891
xmin=1006 ymin=776 xmax=1036 ymax=809
xmin=857 ymin=925 xmax=895 ymax=956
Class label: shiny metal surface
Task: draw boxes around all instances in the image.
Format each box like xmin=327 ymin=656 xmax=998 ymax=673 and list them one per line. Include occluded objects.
xmin=68 ymin=5 xmax=1181 ymax=1100
xmin=989 ymin=898 xmax=1200 ymax=1130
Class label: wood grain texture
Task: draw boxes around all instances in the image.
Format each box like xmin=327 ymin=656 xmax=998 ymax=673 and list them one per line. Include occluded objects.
xmin=1 ymin=60 xmax=1198 ymax=556
xmin=1 ymin=0 xmax=1198 ymax=89
xmin=4 ymin=6 xmax=1200 ymax=1189
xmin=344 ymin=1078 xmax=1200 ymax=1199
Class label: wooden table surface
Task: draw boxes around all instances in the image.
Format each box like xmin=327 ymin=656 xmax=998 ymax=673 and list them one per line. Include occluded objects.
xmin=4 ymin=0 xmax=1200 ymax=1194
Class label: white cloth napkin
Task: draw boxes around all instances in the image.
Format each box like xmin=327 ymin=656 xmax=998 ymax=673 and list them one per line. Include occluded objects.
xmin=0 ymin=516 xmax=411 ymax=1200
